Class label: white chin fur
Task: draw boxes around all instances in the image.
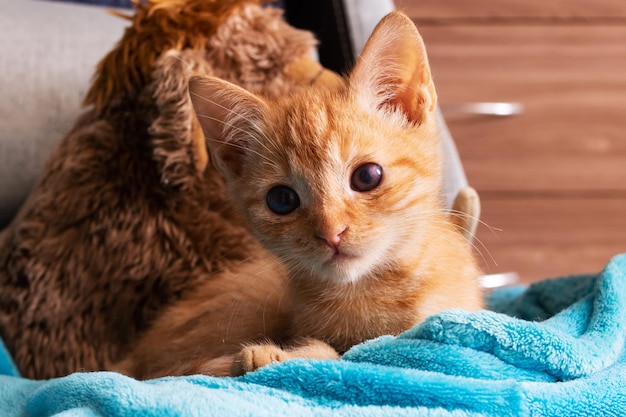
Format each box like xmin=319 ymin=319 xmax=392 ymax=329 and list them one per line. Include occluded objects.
xmin=318 ymin=262 xmax=363 ymax=284
xmin=314 ymin=252 xmax=382 ymax=285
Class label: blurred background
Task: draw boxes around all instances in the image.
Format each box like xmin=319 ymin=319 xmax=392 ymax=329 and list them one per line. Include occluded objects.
xmin=399 ymin=0 xmax=626 ymax=284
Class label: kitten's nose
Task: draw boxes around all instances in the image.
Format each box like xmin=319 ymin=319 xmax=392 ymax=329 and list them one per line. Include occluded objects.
xmin=316 ymin=225 xmax=347 ymax=251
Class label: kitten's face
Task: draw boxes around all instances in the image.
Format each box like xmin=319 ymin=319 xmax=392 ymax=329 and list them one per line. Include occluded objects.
xmin=235 ymin=90 xmax=441 ymax=284
xmin=190 ymin=11 xmax=441 ymax=284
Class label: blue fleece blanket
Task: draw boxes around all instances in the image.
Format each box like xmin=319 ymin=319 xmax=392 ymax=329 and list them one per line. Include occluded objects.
xmin=2 ymin=254 xmax=625 ymax=416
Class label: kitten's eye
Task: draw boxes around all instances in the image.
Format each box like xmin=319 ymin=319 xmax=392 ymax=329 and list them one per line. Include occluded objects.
xmin=266 ymin=185 xmax=300 ymax=215
xmin=351 ymin=163 xmax=383 ymax=192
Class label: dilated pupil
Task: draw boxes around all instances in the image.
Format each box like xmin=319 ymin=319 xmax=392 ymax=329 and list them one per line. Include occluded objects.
xmin=266 ymin=185 xmax=300 ymax=215
xmin=351 ymin=163 xmax=383 ymax=192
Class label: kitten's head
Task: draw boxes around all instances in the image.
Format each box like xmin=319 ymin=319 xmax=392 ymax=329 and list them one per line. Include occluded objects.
xmin=190 ymin=12 xmax=442 ymax=284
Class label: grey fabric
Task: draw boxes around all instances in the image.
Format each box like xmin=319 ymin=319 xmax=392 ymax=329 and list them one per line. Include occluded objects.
xmin=341 ymin=0 xmax=395 ymax=58
xmin=0 ymin=0 xmax=127 ymax=228
xmin=437 ymin=108 xmax=469 ymax=209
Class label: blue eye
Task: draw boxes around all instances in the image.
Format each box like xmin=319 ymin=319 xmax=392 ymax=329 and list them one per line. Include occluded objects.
xmin=266 ymin=185 xmax=300 ymax=215
xmin=351 ymin=163 xmax=383 ymax=192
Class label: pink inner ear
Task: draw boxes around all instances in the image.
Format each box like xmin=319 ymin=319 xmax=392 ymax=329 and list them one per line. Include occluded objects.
xmin=383 ymin=40 xmax=436 ymax=125
xmin=391 ymin=67 xmax=434 ymax=126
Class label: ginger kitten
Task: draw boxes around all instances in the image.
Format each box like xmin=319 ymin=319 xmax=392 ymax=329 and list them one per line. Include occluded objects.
xmin=1 ymin=2 xmax=482 ymax=381
xmin=185 ymin=11 xmax=484 ymax=374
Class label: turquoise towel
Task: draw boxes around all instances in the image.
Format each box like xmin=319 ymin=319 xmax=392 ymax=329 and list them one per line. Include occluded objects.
xmin=1 ymin=254 xmax=625 ymax=416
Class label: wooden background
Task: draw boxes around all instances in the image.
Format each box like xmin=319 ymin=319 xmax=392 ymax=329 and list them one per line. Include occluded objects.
xmin=400 ymin=1 xmax=626 ymax=283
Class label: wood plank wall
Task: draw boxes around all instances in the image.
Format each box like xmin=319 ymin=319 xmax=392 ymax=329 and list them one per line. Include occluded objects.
xmin=400 ymin=1 xmax=626 ymax=283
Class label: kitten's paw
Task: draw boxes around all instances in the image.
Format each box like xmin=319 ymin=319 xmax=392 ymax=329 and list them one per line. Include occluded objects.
xmin=231 ymin=344 xmax=288 ymax=376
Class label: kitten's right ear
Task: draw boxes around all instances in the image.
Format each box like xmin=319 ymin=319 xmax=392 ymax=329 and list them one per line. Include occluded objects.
xmin=188 ymin=76 xmax=268 ymax=179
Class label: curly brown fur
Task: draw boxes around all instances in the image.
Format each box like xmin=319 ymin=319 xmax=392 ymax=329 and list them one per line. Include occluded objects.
xmin=87 ymin=0 xmax=263 ymax=111
xmin=0 ymin=0 xmax=336 ymax=379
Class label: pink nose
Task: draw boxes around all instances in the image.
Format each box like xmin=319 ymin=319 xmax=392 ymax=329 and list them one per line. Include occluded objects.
xmin=316 ymin=226 xmax=347 ymax=250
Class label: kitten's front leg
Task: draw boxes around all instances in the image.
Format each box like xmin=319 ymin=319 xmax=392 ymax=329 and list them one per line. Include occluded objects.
xmin=231 ymin=338 xmax=340 ymax=376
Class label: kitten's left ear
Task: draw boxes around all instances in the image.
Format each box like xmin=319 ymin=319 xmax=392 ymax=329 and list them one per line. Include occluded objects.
xmin=350 ymin=12 xmax=437 ymax=125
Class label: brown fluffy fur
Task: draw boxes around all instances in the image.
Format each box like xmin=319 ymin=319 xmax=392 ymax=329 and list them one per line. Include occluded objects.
xmin=0 ymin=0 xmax=337 ymax=379
xmin=87 ymin=0 xmax=275 ymax=111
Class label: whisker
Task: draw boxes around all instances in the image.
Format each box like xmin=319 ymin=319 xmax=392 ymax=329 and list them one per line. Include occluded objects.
xmin=380 ymin=208 xmax=498 ymax=270
xmin=448 ymin=209 xmax=503 ymax=236
xmin=190 ymin=91 xmax=278 ymax=161
xmin=194 ymin=113 xmax=279 ymax=169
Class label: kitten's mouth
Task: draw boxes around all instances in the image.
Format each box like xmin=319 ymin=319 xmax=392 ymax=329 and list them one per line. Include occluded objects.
xmin=324 ymin=249 xmax=356 ymax=264
xmin=315 ymin=249 xmax=368 ymax=284
xmin=313 ymin=244 xmax=361 ymax=277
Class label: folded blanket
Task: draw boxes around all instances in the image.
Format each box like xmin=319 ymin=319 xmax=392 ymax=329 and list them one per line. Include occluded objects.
xmin=1 ymin=254 xmax=625 ymax=416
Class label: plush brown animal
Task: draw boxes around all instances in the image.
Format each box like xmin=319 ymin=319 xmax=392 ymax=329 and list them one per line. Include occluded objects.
xmin=0 ymin=0 xmax=340 ymax=379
